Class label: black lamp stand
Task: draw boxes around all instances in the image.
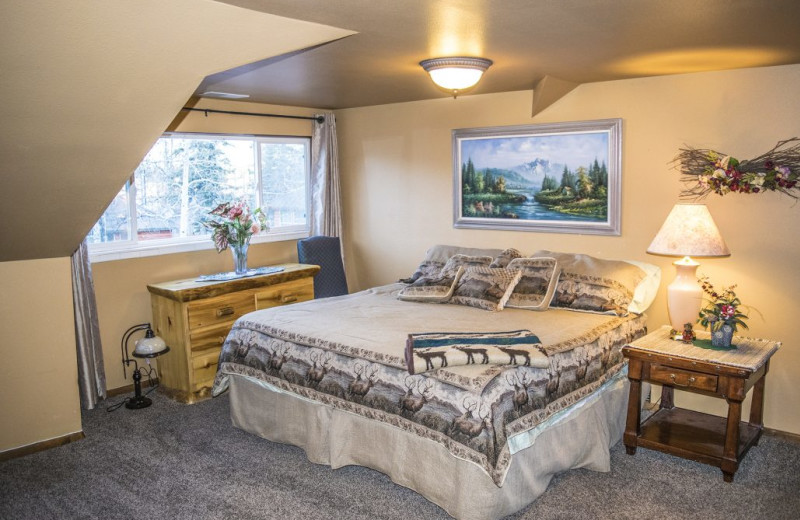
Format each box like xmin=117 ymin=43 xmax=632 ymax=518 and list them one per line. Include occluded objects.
xmin=121 ymin=323 xmax=170 ymax=410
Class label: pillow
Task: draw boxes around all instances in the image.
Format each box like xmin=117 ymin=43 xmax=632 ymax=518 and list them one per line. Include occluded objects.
xmin=439 ymin=254 xmax=494 ymax=278
xmin=399 ymin=259 xmax=445 ymax=284
xmin=624 ymin=260 xmax=662 ymax=314
xmin=489 ymin=248 xmax=523 ymax=268
xmin=531 ymin=250 xmax=649 ymax=316
xmin=400 ymin=244 xmax=503 ymax=284
xmin=424 ymin=244 xmax=504 ymax=263
xmin=449 ymin=266 xmax=522 ymax=311
xmin=398 ymin=267 xmax=464 ymax=303
xmin=505 ymin=257 xmax=561 ymax=310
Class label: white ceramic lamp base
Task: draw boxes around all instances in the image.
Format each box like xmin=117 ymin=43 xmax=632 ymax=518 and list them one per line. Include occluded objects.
xmin=667 ymin=257 xmax=703 ymax=331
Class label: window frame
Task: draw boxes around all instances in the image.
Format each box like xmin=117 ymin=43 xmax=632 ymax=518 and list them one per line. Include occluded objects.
xmin=89 ymin=132 xmax=312 ymax=263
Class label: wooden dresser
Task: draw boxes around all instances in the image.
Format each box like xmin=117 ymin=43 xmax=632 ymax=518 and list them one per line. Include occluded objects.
xmin=147 ymin=263 xmax=319 ymax=403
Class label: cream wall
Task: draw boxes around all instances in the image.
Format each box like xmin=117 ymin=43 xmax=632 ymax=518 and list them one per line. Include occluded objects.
xmin=336 ymin=64 xmax=800 ymax=435
xmin=0 ymin=258 xmax=81 ymax=452
xmin=92 ymin=99 xmax=321 ymax=392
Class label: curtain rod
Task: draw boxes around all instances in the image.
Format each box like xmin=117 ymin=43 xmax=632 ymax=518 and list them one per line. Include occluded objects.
xmin=181 ymin=106 xmax=325 ymax=123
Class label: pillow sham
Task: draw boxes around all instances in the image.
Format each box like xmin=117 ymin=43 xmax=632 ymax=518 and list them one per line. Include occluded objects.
xmin=397 ymin=267 xmax=465 ymax=303
xmin=505 ymin=257 xmax=560 ymax=310
xmin=531 ymin=250 xmax=649 ymax=316
xmin=440 ymin=254 xmax=494 ymax=278
xmin=489 ymin=247 xmax=523 ymax=268
xmin=449 ymin=266 xmax=522 ymax=311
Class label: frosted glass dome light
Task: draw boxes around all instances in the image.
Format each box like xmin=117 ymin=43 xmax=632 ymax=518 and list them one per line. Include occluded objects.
xmin=420 ymin=57 xmax=493 ymax=95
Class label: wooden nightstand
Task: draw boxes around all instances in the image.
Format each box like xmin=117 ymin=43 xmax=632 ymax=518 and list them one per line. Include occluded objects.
xmin=622 ymin=325 xmax=780 ymax=482
xmin=147 ymin=263 xmax=319 ymax=403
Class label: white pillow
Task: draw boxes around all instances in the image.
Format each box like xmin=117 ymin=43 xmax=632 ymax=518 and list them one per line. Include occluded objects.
xmin=625 ymin=260 xmax=661 ymax=314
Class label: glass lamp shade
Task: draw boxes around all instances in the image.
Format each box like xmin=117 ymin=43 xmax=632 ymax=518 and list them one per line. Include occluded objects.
xmin=134 ymin=329 xmax=168 ymax=356
xmin=420 ymin=57 xmax=493 ymax=91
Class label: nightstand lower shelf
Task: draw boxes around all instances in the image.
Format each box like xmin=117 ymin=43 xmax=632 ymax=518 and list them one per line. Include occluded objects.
xmin=635 ymin=407 xmax=762 ymax=468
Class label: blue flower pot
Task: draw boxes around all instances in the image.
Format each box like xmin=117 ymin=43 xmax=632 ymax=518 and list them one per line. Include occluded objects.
xmin=711 ymin=324 xmax=734 ymax=348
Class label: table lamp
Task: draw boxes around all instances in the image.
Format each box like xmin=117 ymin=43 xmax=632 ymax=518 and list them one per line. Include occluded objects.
xmin=646 ymin=204 xmax=730 ymax=331
xmin=121 ymin=323 xmax=170 ymax=409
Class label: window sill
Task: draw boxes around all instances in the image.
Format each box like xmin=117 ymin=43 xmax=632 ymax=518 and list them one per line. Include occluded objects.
xmin=89 ymin=230 xmax=309 ymax=263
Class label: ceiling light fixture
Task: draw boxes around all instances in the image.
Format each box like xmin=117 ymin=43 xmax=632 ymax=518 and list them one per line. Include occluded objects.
xmin=420 ymin=57 xmax=493 ymax=98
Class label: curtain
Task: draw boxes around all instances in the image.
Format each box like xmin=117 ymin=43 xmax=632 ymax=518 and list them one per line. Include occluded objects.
xmin=311 ymin=113 xmax=343 ymax=240
xmin=71 ymin=239 xmax=106 ymax=409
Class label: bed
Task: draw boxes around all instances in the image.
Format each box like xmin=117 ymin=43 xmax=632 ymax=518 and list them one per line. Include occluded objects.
xmin=212 ymin=245 xmax=660 ymax=519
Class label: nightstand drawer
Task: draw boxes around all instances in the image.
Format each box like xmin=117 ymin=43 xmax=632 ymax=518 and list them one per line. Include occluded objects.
xmin=650 ymin=364 xmax=718 ymax=392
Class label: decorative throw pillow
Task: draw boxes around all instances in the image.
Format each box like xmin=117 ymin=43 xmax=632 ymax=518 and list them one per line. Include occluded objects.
xmin=439 ymin=254 xmax=494 ymax=278
xmin=399 ymin=244 xmax=503 ymax=283
xmin=449 ymin=266 xmax=522 ymax=311
xmin=399 ymin=259 xmax=445 ymax=284
xmin=531 ymin=250 xmax=647 ymax=316
xmin=398 ymin=267 xmax=464 ymax=303
xmin=489 ymin=248 xmax=523 ymax=268
xmin=505 ymin=257 xmax=561 ymax=310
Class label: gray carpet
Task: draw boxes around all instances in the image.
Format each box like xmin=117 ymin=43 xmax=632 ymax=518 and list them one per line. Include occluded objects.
xmin=1 ymin=391 xmax=798 ymax=520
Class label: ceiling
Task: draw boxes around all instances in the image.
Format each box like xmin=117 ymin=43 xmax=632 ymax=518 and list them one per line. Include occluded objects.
xmin=204 ymin=0 xmax=800 ymax=110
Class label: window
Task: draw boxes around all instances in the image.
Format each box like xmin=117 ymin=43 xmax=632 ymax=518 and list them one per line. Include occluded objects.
xmin=88 ymin=133 xmax=311 ymax=261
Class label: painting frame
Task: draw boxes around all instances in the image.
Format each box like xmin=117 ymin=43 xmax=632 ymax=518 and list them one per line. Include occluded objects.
xmin=453 ymin=118 xmax=622 ymax=235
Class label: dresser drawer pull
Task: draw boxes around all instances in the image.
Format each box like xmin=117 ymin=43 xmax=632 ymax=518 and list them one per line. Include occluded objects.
xmin=281 ymin=294 xmax=298 ymax=303
xmin=670 ymin=373 xmax=696 ymax=387
xmin=216 ymin=306 xmax=235 ymax=317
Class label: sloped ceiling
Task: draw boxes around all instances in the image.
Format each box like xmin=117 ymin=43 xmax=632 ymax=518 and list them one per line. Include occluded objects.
xmin=0 ymin=0 xmax=353 ymax=262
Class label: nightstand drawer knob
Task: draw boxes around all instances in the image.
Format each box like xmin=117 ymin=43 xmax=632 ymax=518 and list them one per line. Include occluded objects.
xmin=670 ymin=373 xmax=696 ymax=387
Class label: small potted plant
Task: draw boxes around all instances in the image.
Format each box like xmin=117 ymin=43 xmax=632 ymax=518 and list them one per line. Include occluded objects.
xmin=204 ymin=200 xmax=268 ymax=275
xmin=697 ymin=276 xmax=748 ymax=348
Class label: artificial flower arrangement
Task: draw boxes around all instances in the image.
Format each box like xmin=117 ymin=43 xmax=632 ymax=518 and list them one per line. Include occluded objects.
xmin=697 ymin=276 xmax=749 ymax=334
xmin=204 ymin=200 xmax=268 ymax=252
xmin=673 ymin=138 xmax=800 ymax=200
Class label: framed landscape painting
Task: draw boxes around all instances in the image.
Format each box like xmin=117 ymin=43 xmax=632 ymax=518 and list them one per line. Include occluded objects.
xmin=453 ymin=118 xmax=621 ymax=235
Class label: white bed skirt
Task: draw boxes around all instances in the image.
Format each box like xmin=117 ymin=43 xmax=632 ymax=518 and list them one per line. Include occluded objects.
xmin=227 ymin=372 xmax=631 ymax=520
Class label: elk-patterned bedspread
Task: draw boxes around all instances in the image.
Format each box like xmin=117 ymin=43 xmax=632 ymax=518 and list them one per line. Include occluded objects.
xmin=212 ymin=283 xmax=647 ymax=486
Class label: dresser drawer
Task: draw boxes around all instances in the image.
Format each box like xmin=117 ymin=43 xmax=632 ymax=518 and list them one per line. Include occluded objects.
xmin=255 ymin=278 xmax=314 ymax=310
xmin=187 ymin=291 xmax=256 ymax=330
xmin=650 ymin=364 xmax=718 ymax=393
xmin=192 ymin=349 xmax=220 ymax=391
xmin=189 ymin=323 xmax=232 ymax=352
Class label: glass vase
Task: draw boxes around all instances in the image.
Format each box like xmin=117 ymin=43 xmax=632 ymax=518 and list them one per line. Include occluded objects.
xmin=230 ymin=242 xmax=249 ymax=275
xmin=711 ymin=323 xmax=734 ymax=348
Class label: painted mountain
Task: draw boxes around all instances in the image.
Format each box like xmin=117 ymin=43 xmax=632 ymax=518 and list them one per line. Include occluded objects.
xmin=482 ymin=159 xmax=566 ymax=190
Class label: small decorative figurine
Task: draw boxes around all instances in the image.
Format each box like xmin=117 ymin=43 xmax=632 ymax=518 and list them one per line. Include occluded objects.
xmin=681 ymin=322 xmax=696 ymax=344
